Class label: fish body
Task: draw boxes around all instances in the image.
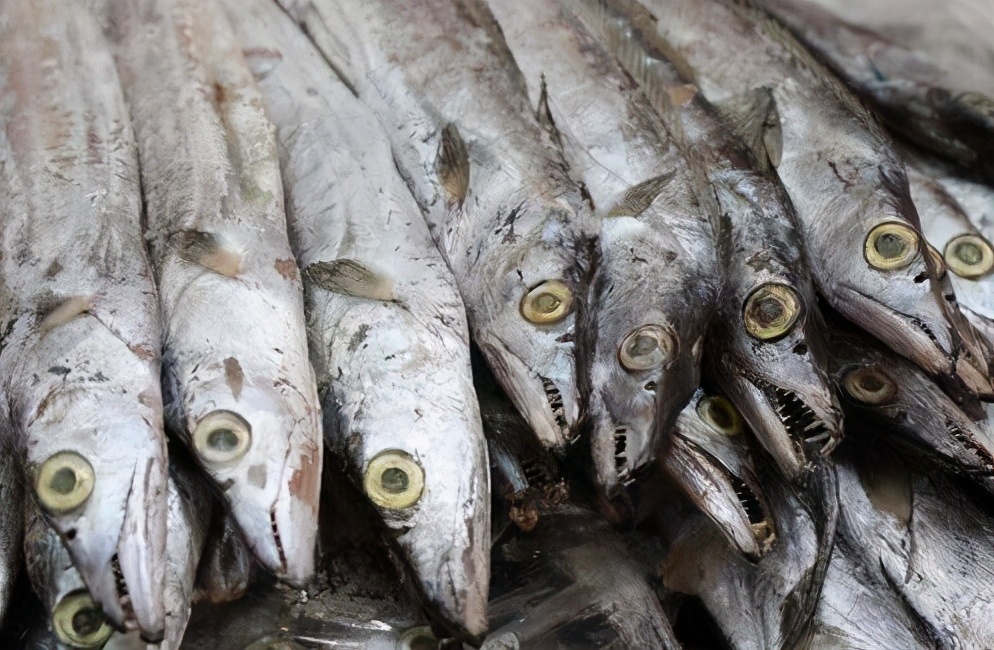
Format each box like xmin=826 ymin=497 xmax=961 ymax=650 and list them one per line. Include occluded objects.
xmin=600 ymin=0 xmax=993 ymax=399
xmin=277 ymin=0 xmax=594 ymax=451
xmin=105 ymin=0 xmax=322 ymax=583
xmin=0 ymin=0 xmax=168 ymax=636
xmin=226 ymin=0 xmax=490 ymax=635
xmin=484 ymin=0 xmax=720 ymax=500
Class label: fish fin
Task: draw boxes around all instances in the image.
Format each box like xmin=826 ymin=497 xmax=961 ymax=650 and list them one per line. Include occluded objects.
xmin=38 ymin=296 xmax=92 ymax=332
xmin=303 ymin=259 xmax=395 ymax=301
xmin=170 ymin=230 xmax=241 ymax=278
xmin=436 ymin=123 xmax=470 ymax=206
xmin=608 ymin=172 xmax=676 ymax=217
xmin=713 ymin=87 xmax=783 ymax=171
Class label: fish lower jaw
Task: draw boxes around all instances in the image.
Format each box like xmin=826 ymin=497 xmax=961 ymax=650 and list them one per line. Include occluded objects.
xmin=946 ymin=418 xmax=994 ymax=474
xmin=751 ymin=377 xmax=839 ymax=459
xmin=539 ymin=376 xmax=573 ymax=442
xmin=728 ymin=474 xmax=775 ymax=553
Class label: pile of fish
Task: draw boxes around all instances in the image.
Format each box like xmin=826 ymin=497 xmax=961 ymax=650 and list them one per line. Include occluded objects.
xmin=1 ymin=0 xmax=992 ymax=646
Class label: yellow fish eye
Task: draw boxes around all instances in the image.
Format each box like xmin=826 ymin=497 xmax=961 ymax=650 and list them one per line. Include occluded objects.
xmin=520 ymin=280 xmax=573 ymax=324
xmin=865 ymin=222 xmax=920 ymax=270
xmin=944 ymin=234 xmax=994 ymax=279
xmin=743 ymin=283 xmax=802 ymax=341
xmin=363 ymin=450 xmax=425 ymax=510
xmin=843 ymin=366 xmax=898 ymax=406
xmin=697 ymin=395 xmax=744 ymax=436
xmin=618 ymin=324 xmax=675 ymax=371
xmin=52 ymin=591 xmax=113 ymax=649
xmin=398 ymin=626 xmax=438 ymax=650
xmin=192 ymin=411 xmax=252 ymax=466
xmin=35 ymin=451 xmax=94 ymax=515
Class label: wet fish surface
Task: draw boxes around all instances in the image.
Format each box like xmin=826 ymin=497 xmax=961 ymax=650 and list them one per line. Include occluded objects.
xmin=226 ymin=0 xmax=490 ymax=636
xmin=0 ymin=0 xmax=169 ymax=637
xmin=278 ymin=0 xmax=595 ymax=452
xmin=104 ymin=0 xmax=323 ymax=584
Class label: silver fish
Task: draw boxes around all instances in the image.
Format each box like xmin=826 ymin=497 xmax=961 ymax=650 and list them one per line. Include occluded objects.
xmin=0 ymin=441 xmax=22 ymax=626
xmin=226 ymin=0 xmax=490 ymax=635
xmin=602 ymin=0 xmax=994 ymax=399
xmin=576 ymin=1 xmax=843 ymax=481
xmin=277 ymin=0 xmax=594 ymax=451
xmin=104 ymin=0 xmax=323 ymax=583
xmin=754 ymin=0 xmax=994 ymax=180
xmin=485 ymin=0 xmax=720 ymax=501
xmin=0 ymin=0 xmax=168 ymax=636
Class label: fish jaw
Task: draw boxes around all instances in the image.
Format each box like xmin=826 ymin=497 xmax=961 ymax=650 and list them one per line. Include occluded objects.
xmin=176 ymin=379 xmax=321 ymax=584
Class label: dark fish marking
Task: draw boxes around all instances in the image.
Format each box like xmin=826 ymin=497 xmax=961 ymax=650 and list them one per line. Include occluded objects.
xmin=303 ymin=259 xmax=395 ymax=301
xmin=535 ymin=75 xmax=565 ymax=151
xmin=247 ymin=464 xmax=267 ymax=489
xmin=44 ymin=260 xmax=62 ymax=277
xmin=714 ymin=87 xmax=782 ymax=171
xmin=347 ymin=324 xmax=371 ymax=353
xmin=274 ymin=258 xmax=299 ymax=281
xmin=224 ymin=357 xmax=243 ymax=401
xmin=608 ymin=172 xmax=676 ymax=217
xmin=48 ymin=366 xmax=70 ymax=376
xmin=288 ymin=443 xmax=320 ymax=507
xmin=170 ymin=230 xmax=241 ymax=278
xmin=436 ymin=123 xmax=470 ymax=206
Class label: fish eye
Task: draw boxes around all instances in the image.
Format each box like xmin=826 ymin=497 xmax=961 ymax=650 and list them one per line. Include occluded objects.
xmin=35 ymin=451 xmax=94 ymax=515
xmin=842 ymin=366 xmax=898 ymax=406
xmin=944 ymin=234 xmax=994 ymax=279
xmin=398 ymin=626 xmax=438 ymax=650
xmin=52 ymin=591 xmax=113 ymax=648
xmin=520 ymin=280 xmax=573 ymax=325
xmin=743 ymin=283 xmax=802 ymax=341
xmin=697 ymin=395 xmax=744 ymax=436
xmin=363 ymin=450 xmax=425 ymax=510
xmin=864 ymin=222 xmax=920 ymax=270
xmin=192 ymin=411 xmax=252 ymax=466
xmin=618 ymin=324 xmax=675 ymax=371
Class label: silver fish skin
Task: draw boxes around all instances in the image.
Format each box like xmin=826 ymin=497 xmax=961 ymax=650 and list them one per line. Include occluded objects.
xmin=277 ymin=0 xmax=594 ymax=451
xmin=485 ymin=0 xmax=720 ymax=501
xmin=0 ymin=442 xmax=22 ymax=626
xmin=602 ymin=0 xmax=994 ymax=399
xmin=656 ymin=450 xmax=838 ymax=649
xmin=753 ymin=0 xmax=994 ymax=180
xmin=226 ymin=0 xmax=490 ymax=636
xmin=0 ymin=0 xmax=168 ymax=636
xmin=103 ymin=0 xmax=323 ymax=583
xmin=662 ymin=391 xmax=775 ymax=560
xmin=577 ymin=1 xmax=843 ymax=481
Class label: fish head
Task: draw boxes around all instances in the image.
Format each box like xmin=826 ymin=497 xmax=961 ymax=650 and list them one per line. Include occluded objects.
xmin=585 ymin=217 xmax=711 ymax=499
xmin=326 ymin=303 xmax=490 ymax=638
xmin=473 ymin=210 xmax=584 ymax=450
xmin=827 ymin=165 xmax=992 ymax=396
xmin=663 ymin=390 xmax=775 ymax=559
xmin=171 ymin=361 xmax=322 ymax=586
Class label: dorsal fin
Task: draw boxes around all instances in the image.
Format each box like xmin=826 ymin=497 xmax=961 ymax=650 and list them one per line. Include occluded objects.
xmin=303 ymin=259 xmax=395 ymax=301
xmin=38 ymin=296 xmax=92 ymax=332
xmin=713 ymin=88 xmax=783 ymax=172
xmin=436 ymin=123 xmax=470 ymax=206
xmin=170 ymin=230 xmax=241 ymax=278
xmin=608 ymin=172 xmax=675 ymax=217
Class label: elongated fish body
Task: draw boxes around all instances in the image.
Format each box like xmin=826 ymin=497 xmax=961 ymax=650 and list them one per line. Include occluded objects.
xmin=753 ymin=0 xmax=994 ymax=180
xmin=226 ymin=0 xmax=490 ymax=636
xmin=104 ymin=0 xmax=322 ymax=583
xmin=601 ymin=0 xmax=994 ymax=399
xmin=0 ymin=0 xmax=168 ymax=636
xmin=656 ymin=446 xmax=838 ymax=649
xmin=484 ymin=0 xmax=719 ymax=502
xmin=827 ymin=322 xmax=994 ymax=485
xmin=278 ymin=0 xmax=594 ymax=451
xmin=0 ymin=443 xmax=22 ymax=626
xmin=577 ymin=3 xmax=843 ymax=482
xmin=483 ymin=499 xmax=680 ymax=649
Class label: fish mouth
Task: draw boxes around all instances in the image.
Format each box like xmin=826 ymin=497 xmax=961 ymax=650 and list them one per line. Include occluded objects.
xmin=728 ymin=473 xmax=775 ymax=552
xmin=540 ymin=375 xmax=570 ymax=437
xmin=945 ymin=418 xmax=994 ymax=475
xmin=751 ymin=376 xmax=839 ymax=458
xmin=613 ymin=425 xmax=633 ymax=485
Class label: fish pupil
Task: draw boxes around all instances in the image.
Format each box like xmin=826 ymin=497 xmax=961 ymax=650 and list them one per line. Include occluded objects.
xmin=707 ymin=402 xmax=733 ymax=430
xmin=207 ymin=428 xmax=240 ymax=452
xmin=408 ymin=634 xmax=436 ymax=650
xmin=50 ymin=467 xmax=77 ymax=495
xmin=751 ymin=296 xmax=784 ymax=327
xmin=381 ymin=467 xmax=409 ymax=494
xmin=535 ymin=293 xmax=561 ymax=314
xmin=627 ymin=334 xmax=658 ymax=357
xmin=71 ymin=607 xmax=102 ymax=638
xmin=858 ymin=373 xmax=885 ymax=393
xmin=954 ymin=241 xmax=982 ymax=266
xmin=875 ymin=232 xmax=907 ymax=259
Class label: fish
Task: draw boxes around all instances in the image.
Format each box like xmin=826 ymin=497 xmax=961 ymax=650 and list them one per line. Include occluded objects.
xmin=652 ymin=434 xmax=838 ymax=648
xmin=753 ymin=0 xmax=994 ymax=181
xmin=276 ymin=0 xmax=595 ymax=451
xmin=194 ymin=515 xmax=253 ymax=606
xmin=574 ymin=1 xmax=843 ymax=481
xmin=103 ymin=0 xmax=323 ymax=583
xmin=0 ymin=441 xmax=23 ymax=626
xmin=484 ymin=0 xmax=720 ymax=502
xmin=227 ymin=0 xmax=491 ymax=636
xmin=598 ymin=0 xmax=994 ymax=400
xmin=0 ymin=0 xmax=169 ymax=637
